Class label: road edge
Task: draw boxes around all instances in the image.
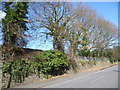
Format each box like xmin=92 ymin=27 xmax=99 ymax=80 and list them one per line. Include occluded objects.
xmin=13 ymin=62 xmax=119 ymax=88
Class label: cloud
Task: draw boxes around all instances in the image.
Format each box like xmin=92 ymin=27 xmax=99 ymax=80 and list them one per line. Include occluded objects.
xmin=0 ymin=10 xmax=6 ymax=20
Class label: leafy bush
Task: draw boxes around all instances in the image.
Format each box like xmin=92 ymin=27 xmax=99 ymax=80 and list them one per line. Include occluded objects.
xmin=109 ymin=56 xmax=116 ymax=63
xmin=32 ymin=50 xmax=70 ymax=76
xmin=3 ymin=59 xmax=32 ymax=83
xmin=2 ymin=50 xmax=70 ymax=87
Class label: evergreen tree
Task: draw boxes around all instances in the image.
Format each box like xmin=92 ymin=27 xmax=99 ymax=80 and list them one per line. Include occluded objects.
xmin=2 ymin=2 xmax=28 ymax=88
xmin=2 ymin=2 xmax=28 ymax=61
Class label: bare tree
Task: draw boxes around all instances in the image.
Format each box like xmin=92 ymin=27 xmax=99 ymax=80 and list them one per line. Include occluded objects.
xmin=91 ymin=17 xmax=118 ymax=57
xmin=64 ymin=3 xmax=97 ymax=57
xmin=28 ymin=2 xmax=118 ymax=58
xmin=29 ymin=2 xmax=74 ymax=53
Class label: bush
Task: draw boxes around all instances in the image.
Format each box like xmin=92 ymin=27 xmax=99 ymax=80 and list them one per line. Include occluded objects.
xmin=109 ymin=56 xmax=116 ymax=63
xmin=2 ymin=50 xmax=70 ymax=87
xmin=32 ymin=50 xmax=70 ymax=76
xmin=2 ymin=59 xmax=32 ymax=83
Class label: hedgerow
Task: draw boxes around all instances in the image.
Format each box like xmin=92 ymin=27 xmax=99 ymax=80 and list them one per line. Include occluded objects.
xmin=2 ymin=50 xmax=70 ymax=85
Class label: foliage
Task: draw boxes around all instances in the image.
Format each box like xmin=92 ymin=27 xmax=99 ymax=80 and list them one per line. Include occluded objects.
xmin=78 ymin=50 xmax=90 ymax=57
xmin=32 ymin=50 xmax=70 ymax=76
xmin=103 ymin=48 xmax=117 ymax=63
xmin=2 ymin=2 xmax=118 ymax=88
xmin=3 ymin=2 xmax=28 ymax=47
xmin=112 ymin=46 xmax=120 ymax=61
xmin=2 ymin=2 xmax=28 ymax=61
xmin=2 ymin=59 xmax=32 ymax=83
xmin=2 ymin=50 xmax=70 ymax=88
xmin=89 ymin=46 xmax=119 ymax=63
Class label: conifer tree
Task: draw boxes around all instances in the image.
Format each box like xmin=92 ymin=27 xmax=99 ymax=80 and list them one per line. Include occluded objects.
xmin=2 ymin=2 xmax=28 ymax=88
xmin=2 ymin=2 xmax=28 ymax=61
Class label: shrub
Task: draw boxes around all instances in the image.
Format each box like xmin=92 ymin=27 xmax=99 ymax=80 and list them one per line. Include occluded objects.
xmin=2 ymin=50 xmax=70 ymax=87
xmin=109 ymin=56 xmax=115 ymax=63
xmin=32 ymin=50 xmax=70 ymax=76
xmin=2 ymin=59 xmax=32 ymax=83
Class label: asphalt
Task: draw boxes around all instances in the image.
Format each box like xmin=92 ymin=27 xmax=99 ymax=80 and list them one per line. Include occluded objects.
xmin=13 ymin=64 xmax=119 ymax=89
xmin=43 ymin=65 xmax=119 ymax=88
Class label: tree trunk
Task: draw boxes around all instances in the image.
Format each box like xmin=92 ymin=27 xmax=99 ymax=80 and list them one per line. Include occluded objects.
xmin=70 ymin=41 xmax=77 ymax=57
xmin=53 ymin=36 xmax=64 ymax=53
xmin=7 ymin=74 xmax=12 ymax=88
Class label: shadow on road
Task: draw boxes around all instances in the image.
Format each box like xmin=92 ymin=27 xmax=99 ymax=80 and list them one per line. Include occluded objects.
xmin=113 ymin=70 xmax=120 ymax=72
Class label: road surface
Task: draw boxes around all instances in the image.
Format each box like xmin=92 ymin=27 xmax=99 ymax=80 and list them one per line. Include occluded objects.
xmin=44 ymin=65 xmax=118 ymax=88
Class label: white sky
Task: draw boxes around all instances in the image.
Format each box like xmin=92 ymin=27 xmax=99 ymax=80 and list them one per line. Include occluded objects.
xmin=0 ymin=10 xmax=6 ymax=21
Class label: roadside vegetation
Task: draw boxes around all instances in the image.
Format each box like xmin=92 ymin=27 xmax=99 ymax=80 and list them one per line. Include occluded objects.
xmin=0 ymin=2 xmax=119 ymax=88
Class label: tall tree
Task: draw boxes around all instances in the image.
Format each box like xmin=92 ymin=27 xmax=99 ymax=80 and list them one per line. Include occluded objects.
xmin=29 ymin=2 xmax=74 ymax=53
xmin=2 ymin=2 xmax=28 ymax=61
xmin=65 ymin=3 xmax=97 ymax=57
xmin=92 ymin=17 xmax=117 ymax=57
xmin=2 ymin=2 xmax=28 ymax=88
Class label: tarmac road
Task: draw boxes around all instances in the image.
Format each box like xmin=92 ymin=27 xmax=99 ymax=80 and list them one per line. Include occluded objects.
xmin=44 ymin=65 xmax=119 ymax=88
